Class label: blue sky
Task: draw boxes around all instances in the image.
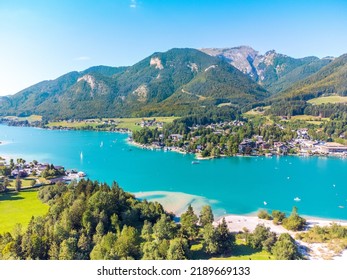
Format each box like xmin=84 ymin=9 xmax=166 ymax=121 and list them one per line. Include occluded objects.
xmin=1 ymin=0 xmax=347 ymax=95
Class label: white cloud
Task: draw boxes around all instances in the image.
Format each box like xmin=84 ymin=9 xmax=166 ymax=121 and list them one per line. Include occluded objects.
xmin=130 ymin=0 xmax=137 ymax=8
xmin=75 ymin=56 xmax=91 ymax=61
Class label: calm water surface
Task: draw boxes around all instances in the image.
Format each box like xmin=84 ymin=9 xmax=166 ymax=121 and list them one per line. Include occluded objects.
xmin=1 ymin=124 xmax=347 ymax=219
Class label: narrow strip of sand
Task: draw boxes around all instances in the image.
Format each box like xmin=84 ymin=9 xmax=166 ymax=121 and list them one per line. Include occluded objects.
xmin=134 ymin=191 xmax=347 ymax=260
xmin=216 ymin=214 xmax=347 ymax=260
xmin=215 ymin=214 xmax=347 ymax=234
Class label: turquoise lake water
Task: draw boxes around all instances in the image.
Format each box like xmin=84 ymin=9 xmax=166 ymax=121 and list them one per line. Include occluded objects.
xmin=1 ymin=124 xmax=347 ymax=220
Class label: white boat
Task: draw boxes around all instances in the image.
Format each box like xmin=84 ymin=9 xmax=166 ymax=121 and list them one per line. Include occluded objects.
xmin=191 ymin=161 xmax=200 ymax=164
xmin=100 ymin=141 xmax=104 ymax=148
xmin=77 ymin=171 xmax=86 ymax=177
xmin=80 ymin=152 xmax=83 ymax=160
xmin=263 ymin=201 xmax=267 ymax=206
xmin=294 ymin=197 xmax=301 ymax=202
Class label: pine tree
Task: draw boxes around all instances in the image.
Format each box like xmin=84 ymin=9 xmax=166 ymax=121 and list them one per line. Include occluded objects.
xmin=167 ymin=238 xmax=190 ymax=260
xmin=215 ymin=218 xmax=234 ymax=255
xmin=199 ymin=205 xmax=214 ymax=227
xmin=15 ymin=175 xmax=22 ymax=192
xmin=180 ymin=204 xmax=198 ymax=239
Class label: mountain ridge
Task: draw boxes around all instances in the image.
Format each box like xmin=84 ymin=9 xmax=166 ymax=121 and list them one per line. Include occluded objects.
xmin=273 ymin=53 xmax=347 ymax=101
xmin=1 ymin=47 xmax=346 ymax=120
xmin=201 ymin=46 xmax=333 ymax=94
xmin=0 ymin=48 xmax=268 ymax=119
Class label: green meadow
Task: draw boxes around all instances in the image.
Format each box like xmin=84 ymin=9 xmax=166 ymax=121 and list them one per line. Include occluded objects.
xmin=47 ymin=116 xmax=178 ymax=132
xmin=308 ymin=96 xmax=347 ymax=105
xmin=191 ymin=238 xmax=273 ymax=260
xmin=0 ymin=189 xmax=49 ymax=234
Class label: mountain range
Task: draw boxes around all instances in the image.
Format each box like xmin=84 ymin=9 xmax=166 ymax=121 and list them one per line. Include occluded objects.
xmin=0 ymin=46 xmax=346 ymax=120
xmin=201 ymin=46 xmax=333 ymax=94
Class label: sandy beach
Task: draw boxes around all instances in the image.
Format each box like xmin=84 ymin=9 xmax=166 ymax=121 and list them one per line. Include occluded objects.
xmin=215 ymin=214 xmax=347 ymax=260
xmin=134 ymin=190 xmax=347 ymax=260
xmin=135 ymin=189 xmax=346 ymax=260
xmin=134 ymin=190 xmax=220 ymax=216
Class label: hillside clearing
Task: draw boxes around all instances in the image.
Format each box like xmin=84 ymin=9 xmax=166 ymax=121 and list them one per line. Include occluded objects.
xmin=308 ymin=96 xmax=347 ymax=105
xmin=244 ymin=106 xmax=271 ymax=116
xmin=4 ymin=115 xmax=42 ymax=123
xmin=289 ymin=115 xmax=330 ymax=125
xmin=47 ymin=117 xmax=178 ymax=132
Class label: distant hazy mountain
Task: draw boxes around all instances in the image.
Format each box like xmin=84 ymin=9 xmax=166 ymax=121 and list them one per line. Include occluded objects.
xmin=201 ymin=46 xmax=333 ymax=94
xmin=273 ymin=53 xmax=347 ymax=100
xmin=0 ymin=48 xmax=268 ymax=119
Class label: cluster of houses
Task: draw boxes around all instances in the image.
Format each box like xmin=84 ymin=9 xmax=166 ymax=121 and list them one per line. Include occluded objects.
xmin=133 ymin=119 xmax=347 ymax=157
xmin=135 ymin=119 xmax=164 ymax=129
xmin=238 ymin=133 xmax=347 ymax=157
xmin=0 ymin=159 xmax=86 ymax=185
xmin=190 ymin=120 xmax=245 ymax=132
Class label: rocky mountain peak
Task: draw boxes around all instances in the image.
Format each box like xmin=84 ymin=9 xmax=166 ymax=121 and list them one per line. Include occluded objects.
xmin=200 ymin=46 xmax=259 ymax=78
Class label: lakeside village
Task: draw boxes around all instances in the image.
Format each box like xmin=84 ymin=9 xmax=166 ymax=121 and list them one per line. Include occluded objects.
xmin=2 ymin=116 xmax=347 ymax=159
xmin=0 ymin=117 xmax=161 ymax=133
xmin=129 ymin=120 xmax=347 ymax=159
xmin=0 ymin=157 xmax=86 ymax=191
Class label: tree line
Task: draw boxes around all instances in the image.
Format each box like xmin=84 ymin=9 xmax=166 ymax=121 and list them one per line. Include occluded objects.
xmin=0 ymin=179 xmax=305 ymax=260
xmin=0 ymin=180 xmax=235 ymax=260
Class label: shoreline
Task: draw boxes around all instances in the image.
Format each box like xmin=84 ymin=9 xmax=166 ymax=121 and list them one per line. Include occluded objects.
xmin=134 ymin=189 xmax=347 ymax=260
xmin=2 ymin=122 xmax=347 ymax=160
xmin=214 ymin=214 xmax=347 ymax=260
xmin=127 ymin=137 xmax=347 ymax=161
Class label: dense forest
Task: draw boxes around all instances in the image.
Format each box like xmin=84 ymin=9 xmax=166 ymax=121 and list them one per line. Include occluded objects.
xmin=0 ymin=180 xmax=231 ymax=260
xmin=0 ymin=180 xmax=301 ymax=260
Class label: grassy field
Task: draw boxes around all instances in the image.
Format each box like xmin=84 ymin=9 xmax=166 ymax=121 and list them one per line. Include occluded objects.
xmin=9 ymin=178 xmax=36 ymax=189
xmin=217 ymin=102 xmax=232 ymax=108
xmin=114 ymin=117 xmax=178 ymax=131
xmin=4 ymin=115 xmax=42 ymax=123
xmin=0 ymin=189 xmax=49 ymax=233
xmin=289 ymin=115 xmax=330 ymax=125
xmin=211 ymin=239 xmax=273 ymax=260
xmin=244 ymin=106 xmax=271 ymax=116
xmin=48 ymin=120 xmax=100 ymax=128
xmin=47 ymin=117 xmax=178 ymax=132
xmin=190 ymin=238 xmax=273 ymax=260
xmin=308 ymin=96 xmax=347 ymax=105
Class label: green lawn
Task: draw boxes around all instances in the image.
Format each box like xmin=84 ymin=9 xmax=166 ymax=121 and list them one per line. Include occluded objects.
xmin=190 ymin=239 xmax=273 ymax=260
xmin=217 ymin=102 xmax=232 ymax=108
xmin=9 ymin=178 xmax=36 ymax=189
xmin=4 ymin=115 xmax=42 ymax=123
xmin=244 ymin=106 xmax=271 ymax=116
xmin=289 ymin=115 xmax=329 ymax=125
xmin=211 ymin=239 xmax=273 ymax=260
xmin=308 ymin=96 xmax=347 ymax=105
xmin=47 ymin=117 xmax=178 ymax=132
xmin=47 ymin=121 xmax=100 ymax=128
xmin=114 ymin=117 xmax=178 ymax=131
xmin=0 ymin=189 xmax=49 ymax=234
